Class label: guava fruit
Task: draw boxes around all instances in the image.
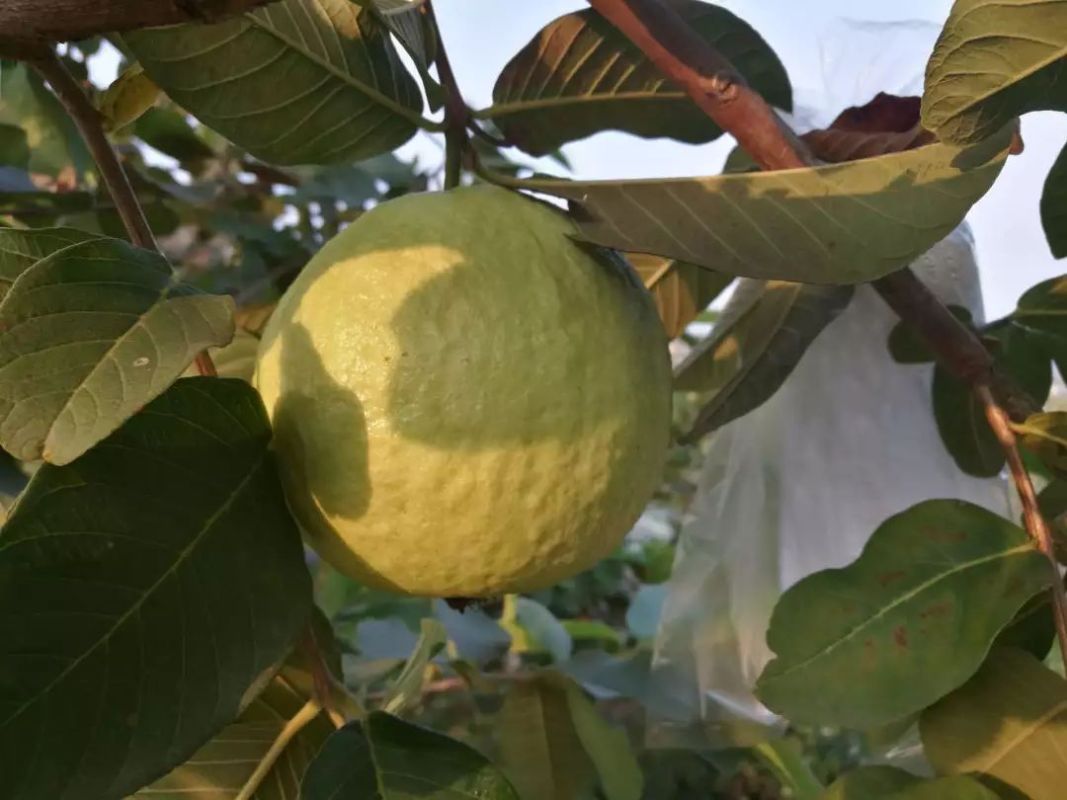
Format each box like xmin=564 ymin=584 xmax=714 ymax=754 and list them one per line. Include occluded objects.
xmin=255 ymin=185 xmax=671 ymax=597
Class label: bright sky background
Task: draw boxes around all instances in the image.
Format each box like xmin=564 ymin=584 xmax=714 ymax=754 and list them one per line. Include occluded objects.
xmin=417 ymin=0 xmax=1067 ymax=318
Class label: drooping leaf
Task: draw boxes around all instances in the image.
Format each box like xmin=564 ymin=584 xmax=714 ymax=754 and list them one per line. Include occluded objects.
xmin=301 ymin=712 xmax=519 ymax=799
xmin=675 ymin=280 xmax=853 ymax=440
xmin=382 ymin=618 xmax=446 ymax=715
xmin=1041 ymin=140 xmax=1067 ymax=258
xmin=0 ymin=378 xmax=313 ymax=800
xmin=921 ymin=648 xmax=1067 ymax=800
xmin=497 ymin=672 xmax=641 ymax=800
xmin=821 ymin=767 xmax=997 ymax=800
xmin=132 ymin=609 xmax=342 ymax=800
xmin=803 ymin=94 xmax=936 ymax=163
xmin=96 ymin=63 xmax=161 ymax=133
xmin=532 ymin=129 xmax=1013 ymax=283
xmin=922 ymin=0 xmax=1067 ymax=144
xmin=756 ymin=499 xmax=1050 ymax=729
xmin=0 ymin=235 xmax=235 ymax=464
xmin=481 ymin=0 xmax=791 ymax=156
xmin=0 ymin=61 xmax=91 ymax=178
xmin=629 ymin=252 xmax=733 ymax=338
xmin=0 ymin=226 xmax=102 ymax=302
xmin=932 ymin=366 xmax=1003 ymax=477
xmin=124 ymin=0 xmax=423 ymax=166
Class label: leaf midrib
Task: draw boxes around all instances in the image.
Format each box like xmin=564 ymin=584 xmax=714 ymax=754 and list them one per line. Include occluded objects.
xmin=761 ymin=543 xmax=1039 ymax=686
xmin=0 ymin=448 xmax=268 ymax=731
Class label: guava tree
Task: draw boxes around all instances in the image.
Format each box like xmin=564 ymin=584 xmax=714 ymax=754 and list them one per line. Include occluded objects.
xmin=0 ymin=0 xmax=1065 ymax=799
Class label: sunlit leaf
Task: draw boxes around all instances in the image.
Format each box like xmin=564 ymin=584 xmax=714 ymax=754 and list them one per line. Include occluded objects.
xmin=498 ymin=672 xmax=641 ymax=800
xmin=629 ymin=252 xmax=733 ymax=338
xmin=96 ymin=63 xmax=161 ymax=133
xmin=302 ymin=712 xmax=519 ymax=799
xmin=822 ymin=767 xmax=996 ymax=799
xmin=0 ymin=378 xmax=313 ymax=800
xmin=1041 ymin=141 xmax=1067 ymax=259
xmin=125 ymin=0 xmax=423 ymax=166
xmin=922 ymin=0 xmax=1067 ymax=144
xmin=531 ymin=129 xmax=1013 ymax=283
xmin=921 ymin=648 xmax=1067 ymax=800
xmin=756 ymin=500 xmax=1049 ymax=728
xmin=676 ymin=280 xmax=853 ymax=439
xmin=481 ymin=0 xmax=791 ymax=156
xmin=0 ymin=235 xmax=235 ymax=464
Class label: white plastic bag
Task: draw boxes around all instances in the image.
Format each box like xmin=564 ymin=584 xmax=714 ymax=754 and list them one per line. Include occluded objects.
xmin=648 ymin=20 xmax=1013 ymax=748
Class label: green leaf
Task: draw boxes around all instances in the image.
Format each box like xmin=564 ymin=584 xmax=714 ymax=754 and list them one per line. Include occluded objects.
xmin=301 ymin=712 xmax=519 ymax=799
xmin=756 ymin=499 xmax=1050 ymax=729
xmin=0 ymin=61 xmax=91 ymax=177
xmin=133 ymin=106 xmax=217 ymax=163
xmin=675 ymin=280 xmax=853 ymax=439
xmin=531 ymin=130 xmax=1013 ymax=283
xmin=921 ymin=648 xmax=1067 ymax=800
xmin=382 ymin=618 xmax=446 ymax=715
xmin=498 ymin=672 xmax=642 ymax=800
xmin=501 ymin=595 xmax=573 ymax=662
xmin=1015 ymin=411 xmax=1067 ymax=474
xmin=887 ymin=305 xmax=972 ymax=364
xmin=0 ymin=234 xmax=235 ymax=464
xmin=629 ymin=252 xmax=733 ymax=338
xmin=922 ymin=0 xmax=1067 ymax=144
xmin=822 ymin=767 xmax=996 ymax=800
xmin=0 ymin=226 xmax=102 ymax=302
xmin=131 ymin=610 xmax=342 ymax=800
xmin=97 ymin=63 xmax=161 ymax=133
xmin=481 ymin=1 xmax=791 ymax=156
xmin=932 ymin=365 xmax=1003 ymax=477
xmin=124 ymin=0 xmax=423 ymax=166
xmin=994 ymin=589 xmax=1055 ymax=660
xmin=1041 ymin=140 xmax=1067 ymax=258
xmin=1016 ymin=273 xmax=1067 ymax=340
xmin=0 ymin=378 xmax=313 ymax=800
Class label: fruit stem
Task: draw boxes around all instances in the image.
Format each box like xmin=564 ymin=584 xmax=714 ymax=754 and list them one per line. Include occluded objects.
xmin=425 ymin=0 xmax=469 ymax=189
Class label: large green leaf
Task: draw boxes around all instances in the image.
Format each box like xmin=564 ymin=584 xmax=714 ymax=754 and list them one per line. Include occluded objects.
xmin=124 ymin=0 xmax=423 ymax=166
xmin=0 ymin=61 xmax=91 ymax=178
xmin=301 ymin=712 xmax=519 ymax=799
xmin=921 ymin=648 xmax=1067 ymax=800
xmin=922 ymin=0 xmax=1067 ymax=144
xmin=675 ymin=279 xmax=853 ymax=440
xmin=756 ymin=499 xmax=1049 ymax=729
xmin=481 ymin=0 xmax=791 ymax=156
xmin=0 ymin=227 xmax=102 ymax=302
xmin=822 ymin=767 xmax=996 ymax=800
xmin=0 ymin=234 xmax=235 ymax=464
xmin=531 ymin=130 xmax=1013 ymax=283
xmin=131 ymin=609 xmax=342 ymax=800
xmin=0 ymin=378 xmax=313 ymax=800
xmin=1041 ymin=141 xmax=1067 ymax=258
xmin=628 ymin=252 xmax=733 ymax=338
xmin=497 ymin=672 xmax=642 ymax=800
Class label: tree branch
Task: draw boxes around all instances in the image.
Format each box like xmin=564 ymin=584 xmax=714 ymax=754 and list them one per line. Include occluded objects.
xmin=0 ymin=0 xmax=276 ymax=49
xmin=585 ymin=0 xmax=1037 ymax=421
xmin=424 ymin=0 xmax=470 ymax=189
xmin=978 ymin=386 xmax=1067 ymax=666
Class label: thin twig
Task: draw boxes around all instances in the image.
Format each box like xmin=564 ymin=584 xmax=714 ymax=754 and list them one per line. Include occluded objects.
xmin=29 ymin=52 xmax=156 ymax=249
xmin=232 ymin=699 xmax=322 ymax=800
xmin=978 ymin=385 xmax=1067 ymax=666
xmin=27 ymin=49 xmax=220 ymax=377
xmin=424 ymin=0 xmax=469 ymax=189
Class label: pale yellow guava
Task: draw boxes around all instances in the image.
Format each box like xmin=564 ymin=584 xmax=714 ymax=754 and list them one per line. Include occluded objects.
xmin=254 ymin=185 xmax=671 ymax=597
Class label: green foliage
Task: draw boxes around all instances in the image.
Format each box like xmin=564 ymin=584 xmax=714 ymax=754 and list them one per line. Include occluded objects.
xmin=675 ymin=279 xmax=853 ymax=440
xmin=1041 ymin=141 xmax=1067 ymax=258
xmin=887 ymin=306 xmax=972 ymax=364
xmin=302 ymin=712 xmax=520 ymax=799
xmin=124 ymin=0 xmax=424 ymax=166
xmin=629 ymin=252 xmax=733 ymax=339
xmin=821 ymin=767 xmax=997 ymax=800
xmin=483 ymin=1 xmax=791 ymax=155
xmin=922 ymin=0 xmax=1067 ymax=144
xmin=0 ymin=378 xmax=312 ymax=800
xmin=757 ymin=500 xmax=1049 ymax=728
xmin=921 ymin=648 xmax=1067 ymax=800
xmin=530 ymin=129 xmax=1013 ymax=283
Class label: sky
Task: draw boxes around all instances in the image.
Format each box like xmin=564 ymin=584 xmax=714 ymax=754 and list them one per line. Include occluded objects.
xmin=415 ymin=0 xmax=1067 ymax=319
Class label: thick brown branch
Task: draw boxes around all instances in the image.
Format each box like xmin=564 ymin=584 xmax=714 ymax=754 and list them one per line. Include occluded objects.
xmin=978 ymin=386 xmax=1067 ymax=666
xmin=0 ymin=0 xmax=275 ymax=49
xmin=587 ymin=0 xmax=1036 ymax=421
